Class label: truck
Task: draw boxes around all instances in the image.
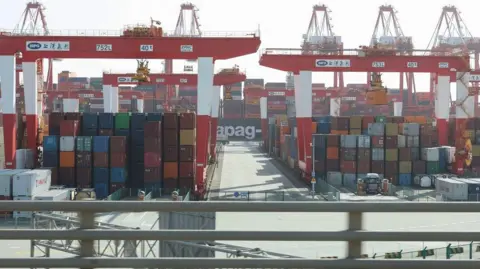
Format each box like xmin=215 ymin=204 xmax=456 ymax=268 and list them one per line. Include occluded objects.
xmin=357 ymin=173 xmax=383 ymax=195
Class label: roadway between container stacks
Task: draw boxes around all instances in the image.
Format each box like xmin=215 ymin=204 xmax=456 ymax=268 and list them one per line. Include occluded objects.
xmin=214 ymin=142 xmax=480 ymax=259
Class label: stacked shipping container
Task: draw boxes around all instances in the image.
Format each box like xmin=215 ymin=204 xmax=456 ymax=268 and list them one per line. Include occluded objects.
xmin=222 ymin=100 xmax=244 ymax=119
xmin=163 ymin=113 xmax=179 ymax=189
xmin=144 ymin=120 xmax=162 ymax=189
xmin=179 ymin=113 xmax=196 ymax=190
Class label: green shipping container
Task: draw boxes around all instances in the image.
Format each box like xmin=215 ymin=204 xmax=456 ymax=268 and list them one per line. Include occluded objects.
xmin=115 ymin=113 xmax=131 ymax=129
xmin=385 ymin=123 xmax=399 ymax=136
xmin=76 ymin=136 xmax=93 ymax=152
xmin=385 ymin=149 xmax=398 ymax=161
xmin=426 ymin=161 xmax=441 ymax=174
xmin=375 ymin=116 xmax=387 ymax=123
xmin=398 ymin=161 xmax=412 ymax=173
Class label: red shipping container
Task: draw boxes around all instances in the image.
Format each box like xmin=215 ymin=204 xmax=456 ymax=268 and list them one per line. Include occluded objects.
xmin=59 ymin=120 xmax=80 ymax=136
xmin=326 ymin=159 xmax=340 ymax=171
xmin=110 ymin=153 xmax=127 ymax=167
xmin=371 ymin=161 xmax=385 ymax=174
xmin=145 ymin=137 xmax=162 ymax=153
xmin=76 ymin=152 xmax=92 ymax=167
xmin=110 ymin=136 xmax=127 ymax=152
xmin=384 ymin=161 xmax=399 ymax=174
xmin=326 ymin=135 xmax=340 ymax=147
xmin=144 ymin=168 xmax=162 ymax=182
xmin=144 ymin=152 xmax=161 ymax=168
xmin=371 ymin=136 xmax=384 ymax=148
xmin=163 ymin=113 xmax=178 ymax=129
xmin=144 ymin=121 xmax=162 ymax=138
xmin=76 ymin=168 xmax=92 ymax=188
xmin=93 ymin=152 xmax=109 ymax=167
xmin=340 ymin=160 xmax=356 ymax=173
xmin=163 ymin=179 xmax=178 ymax=190
xmin=179 ymin=145 xmax=194 ymax=162
xmin=179 ymin=177 xmax=194 ymax=190
xmin=164 ymin=146 xmax=178 ymax=162
xmin=385 ymin=136 xmax=398 ymax=148
xmin=65 ymin=112 xmax=81 ymax=120
xmin=179 ymin=113 xmax=195 ymax=129
xmin=398 ymin=148 xmax=412 ymax=161
xmin=110 ymin=183 xmax=125 ymax=194
xmin=163 ymin=129 xmax=178 ymax=146
xmin=99 ymin=129 xmax=113 ymax=136
xmin=362 ymin=116 xmax=375 ymax=130
xmin=314 ymin=160 xmax=325 ymax=171
xmin=179 ymin=162 xmax=194 ymax=177
xmin=412 ymin=160 xmax=426 ymax=174
xmin=58 ymin=167 xmax=75 ymax=186
xmin=356 ymin=160 xmax=370 ymax=174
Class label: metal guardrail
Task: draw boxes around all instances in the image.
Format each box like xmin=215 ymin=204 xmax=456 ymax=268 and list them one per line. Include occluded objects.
xmin=0 ymin=201 xmax=480 ymax=268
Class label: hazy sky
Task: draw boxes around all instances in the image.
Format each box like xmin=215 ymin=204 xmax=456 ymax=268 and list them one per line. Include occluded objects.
xmin=0 ymin=0 xmax=478 ymax=93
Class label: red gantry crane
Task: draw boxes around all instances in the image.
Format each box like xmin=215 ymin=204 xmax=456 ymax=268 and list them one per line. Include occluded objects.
xmin=369 ymin=5 xmax=415 ymax=105
xmin=301 ymin=4 xmax=344 ymax=88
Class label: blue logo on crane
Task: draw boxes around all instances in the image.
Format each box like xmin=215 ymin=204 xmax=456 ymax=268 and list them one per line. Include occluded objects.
xmin=27 ymin=42 xmax=42 ymax=50
xmin=316 ymin=60 xmax=328 ymax=67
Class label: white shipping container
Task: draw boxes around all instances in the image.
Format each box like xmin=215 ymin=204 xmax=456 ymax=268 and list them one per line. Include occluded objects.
xmin=436 ymin=177 xmax=468 ymax=201
xmin=15 ymin=149 xmax=34 ymax=169
xmin=397 ymin=135 xmax=406 ymax=148
xmin=60 ymin=136 xmax=75 ymax=152
xmin=62 ymin=98 xmax=79 ymax=112
xmin=0 ymin=169 xmax=29 ymax=197
xmin=357 ymin=135 xmax=371 ymax=148
xmin=13 ymin=169 xmax=51 ymax=197
xmin=422 ymin=148 xmax=440 ymax=161
xmin=13 ymin=196 xmax=34 ymax=219
xmin=34 ymin=189 xmax=70 ymax=201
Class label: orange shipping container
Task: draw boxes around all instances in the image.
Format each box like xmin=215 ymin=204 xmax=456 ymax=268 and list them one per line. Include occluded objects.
xmin=326 ymin=147 xmax=339 ymax=159
xmin=311 ymin=122 xmax=317 ymax=133
xmin=59 ymin=152 xmax=75 ymax=167
xmin=163 ymin=162 xmax=178 ymax=179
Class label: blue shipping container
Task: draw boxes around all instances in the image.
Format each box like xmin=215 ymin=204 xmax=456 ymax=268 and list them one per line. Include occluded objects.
xmin=114 ymin=128 xmax=130 ymax=137
xmin=399 ymin=174 xmax=412 ymax=186
xmin=93 ymin=167 xmax=109 ymax=183
xmin=68 ymin=77 xmax=90 ymax=83
xmin=94 ymin=182 xmax=109 ymax=199
xmin=313 ymin=116 xmax=331 ymax=124
xmin=93 ymin=136 xmax=110 ymax=152
xmin=147 ymin=113 xmax=162 ymax=122
xmin=98 ymin=113 xmax=114 ymax=129
xmin=290 ymin=138 xmax=298 ymax=159
xmin=132 ymin=130 xmax=145 ymax=146
xmin=83 ymin=128 xmax=98 ymax=136
xmin=130 ymin=146 xmax=145 ymax=163
xmin=316 ymin=123 xmax=330 ymax=134
xmin=43 ymin=151 xmax=59 ymax=167
xmin=82 ymin=113 xmax=98 ymax=129
xmin=131 ymin=113 xmax=147 ymax=130
xmin=43 ymin=136 xmax=59 ymax=152
xmin=110 ymin=168 xmax=127 ymax=183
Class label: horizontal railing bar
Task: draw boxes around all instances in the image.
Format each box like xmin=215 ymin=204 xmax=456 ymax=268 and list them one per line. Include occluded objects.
xmin=7 ymin=229 xmax=480 ymax=241
xmin=0 ymin=258 xmax=478 ymax=268
xmin=4 ymin=201 xmax=480 ymax=212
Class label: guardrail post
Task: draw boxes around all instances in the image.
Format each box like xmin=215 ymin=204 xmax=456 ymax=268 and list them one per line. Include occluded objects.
xmin=446 ymin=243 xmax=452 ymax=259
xmin=347 ymin=211 xmax=362 ymax=258
xmin=79 ymin=210 xmax=95 ymax=269
xmin=469 ymin=241 xmax=473 ymax=259
xmin=422 ymin=247 xmax=427 ymax=259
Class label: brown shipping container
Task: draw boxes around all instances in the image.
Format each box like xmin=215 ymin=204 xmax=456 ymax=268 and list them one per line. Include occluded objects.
xmin=164 ymin=162 xmax=179 ymax=179
xmin=385 ymin=136 xmax=398 ymax=148
xmin=326 ymin=135 xmax=340 ymax=147
xmin=384 ymin=161 xmax=399 ymax=174
xmin=421 ymin=135 xmax=437 ymax=147
xmin=326 ymin=147 xmax=339 ymax=159
xmin=144 ymin=137 xmax=162 ymax=153
xmin=99 ymin=129 xmax=113 ymax=136
xmin=398 ymin=148 xmax=412 ymax=161
xmin=371 ymin=161 xmax=385 ymax=174
xmin=179 ymin=177 xmax=194 ymax=190
xmin=371 ymin=136 xmax=384 ymax=148
xmin=93 ymin=152 xmax=109 ymax=167
xmin=180 ymin=130 xmax=195 ymax=145
xmin=144 ymin=168 xmax=162 ymax=182
xmin=179 ymin=162 xmax=194 ymax=178
xmin=65 ymin=112 xmax=81 ymax=120
xmin=357 ymin=148 xmax=371 ymax=160
xmin=331 ymin=117 xmax=349 ymax=131
xmin=472 ymin=157 xmax=480 ymax=167
xmin=60 ymin=120 xmax=80 ymax=136
xmin=179 ymin=145 xmax=194 ymax=162
xmin=60 ymin=152 xmax=75 ymax=167
xmin=76 ymin=152 xmax=92 ymax=167
xmin=110 ymin=153 xmax=127 ymax=167
xmin=326 ymin=159 xmax=340 ymax=171
xmin=340 ymin=160 xmax=356 ymax=174
xmin=388 ymin=116 xmax=404 ymax=123
xmin=314 ymin=160 xmax=325 ymax=171
xmin=164 ymin=146 xmax=179 ymax=162
xmin=163 ymin=113 xmax=178 ymax=129
xmin=43 ymin=167 xmax=58 ymax=185
xmin=387 ymin=174 xmax=399 ymax=185
xmin=58 ymin=167 xmax=75 ymax=186
xmin=179 ymin=112 xmax=196 ymax=129
xmin=110 ymin=136 xmax=127 ymax=152
xmin=412 ymin=160 xmax=426 ymax=174
xmin=76 ymin=168 xmax=92 ymax=188
xmin=163 ymin=179 xmax=178 ymax=189
xmin=356 ymin=160 xmax=371 ymax=174
xmin=144 ymin=121 xmax=162 ymax=138
xmin=163 ymin=129 xmax=178 ymax=146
